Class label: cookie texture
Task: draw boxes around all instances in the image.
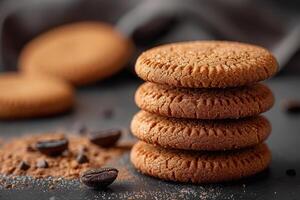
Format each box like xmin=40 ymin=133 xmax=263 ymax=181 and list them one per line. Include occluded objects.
xmin=131 ymin=141 xmax=271 ymax=183
xmin=0 ymin=73 xmax=74 ymax=119
xmin=131 ymin=111 xmax=271 ymax=151
xmin=135 ymin=82 xmax=274 ymax=119
xmin=19 ymin=22 xmax=133 ymax=85
xmin=135 ymin=41 xmax=278 ymax=88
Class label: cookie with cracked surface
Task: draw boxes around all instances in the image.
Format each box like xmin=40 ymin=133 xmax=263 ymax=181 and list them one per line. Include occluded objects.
xmin=130 ymin=141 xmax=271 ymax=183
xmin=135 ymin=82 xmax=274 ymax=119
xmin=135 ymin=41 xmax=278 ymax=88
xmin=131 ymin=111 xmax=271 ymax=151
xmin=19 ymin=22 xmax=133 ymax=85
xmin=0 ymin=73 xmax=74 ymax=119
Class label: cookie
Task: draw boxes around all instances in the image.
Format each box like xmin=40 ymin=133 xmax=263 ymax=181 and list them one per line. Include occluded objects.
xmin=135 ymin=41 xmax=278 ymax=88
xmin=131 ymin=141 xmax=271 ymax=183
xmin=0 ymin=73 xmax=74 ymax=119
xmin=131 ymin=111 xmax=271 ymax=151
xmin=19 ymin=22 xmax=133 ymax=85
xmin=135 ymin=82 xmax=274 ymax=119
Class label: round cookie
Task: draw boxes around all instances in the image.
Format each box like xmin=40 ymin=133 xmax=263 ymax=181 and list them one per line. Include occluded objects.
xmin=135 ymin=41 xmax=278 ymax=88
xmin=19 ymin=22 xmax=133 ymax=85
xmin=135 ymin=82 xmax=274 ymax=119
xmin=131 ymin=141 xmax=271 ymax=183
xmin=131 ymin=111 xmax=271 ymax=151
xmin=0 ymin=73 xmax=74 ymax=119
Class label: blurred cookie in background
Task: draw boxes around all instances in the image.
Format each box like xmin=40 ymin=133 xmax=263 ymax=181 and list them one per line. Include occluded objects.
xmin=18 ymin=22 xmax=133 ymax=86
xmin=0 ymin=73 xmax=74 ymax=119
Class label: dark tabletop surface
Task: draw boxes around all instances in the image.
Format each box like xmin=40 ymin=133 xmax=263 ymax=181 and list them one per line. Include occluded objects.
xmin=0 ymin=72 xmax=299 ymax=200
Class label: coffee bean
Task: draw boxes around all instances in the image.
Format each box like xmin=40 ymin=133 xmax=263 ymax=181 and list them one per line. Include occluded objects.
xmin=282 ymin=100 xmax=300 ymax=113
xmin=76 ymin=153 xmax=89 ymax=164
xmin=36 ymin=159 xmax=49 ymax=168
xmin=80 ymin=168 xmax=118 ymax=188
xmin=89 ymin=129 xmax=121 ymax=148
xmin=286 ymin=169 xmax=296 ymax=176
xmin=35 ymin=138 xmax=68 ymax=156
xmin=18 ymin=161 xmax=30 ymax=171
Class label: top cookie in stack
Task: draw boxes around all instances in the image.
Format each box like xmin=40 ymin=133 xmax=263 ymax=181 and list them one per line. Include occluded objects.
xmin=135 ymin=41 xmax=277 ymax=89
xmin=130 ymin=41 xmax=277 ymax=183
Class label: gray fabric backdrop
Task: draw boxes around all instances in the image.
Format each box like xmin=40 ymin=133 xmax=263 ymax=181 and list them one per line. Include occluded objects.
xmin=0 ymin=0 xmax=300 ymax=75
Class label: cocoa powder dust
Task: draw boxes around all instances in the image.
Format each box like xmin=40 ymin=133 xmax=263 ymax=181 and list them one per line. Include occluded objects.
xmin=0 ymin=133 xmax=130 ymax=179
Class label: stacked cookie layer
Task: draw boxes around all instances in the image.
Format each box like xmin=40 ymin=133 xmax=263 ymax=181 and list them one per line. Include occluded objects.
xmin=131 ymin=41 xmax=277 ymax=183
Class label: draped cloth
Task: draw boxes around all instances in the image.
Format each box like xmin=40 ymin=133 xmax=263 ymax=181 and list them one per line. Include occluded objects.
xmin=0 ymin=0 xmax=299 ymax=74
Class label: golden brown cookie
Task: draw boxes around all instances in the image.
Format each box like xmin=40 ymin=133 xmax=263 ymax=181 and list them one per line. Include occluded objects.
xmin=135 ymin=82 xmax=274 ymax=119
xmin=0 ymin=73 xmax=74 ymax=119
xmin=131 ymin=141 xmax=271 ymax=183
xmin=19 ymin=22 xmax=133 ymax=85
xmin=131 ymin=111 xmax=271 ymax=151
xmin=135 ymin=41 xmax=278 ymax=88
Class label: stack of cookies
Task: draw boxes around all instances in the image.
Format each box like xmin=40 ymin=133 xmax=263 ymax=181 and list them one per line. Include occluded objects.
xmin=130 ymin=41 xmax=278 ymax=183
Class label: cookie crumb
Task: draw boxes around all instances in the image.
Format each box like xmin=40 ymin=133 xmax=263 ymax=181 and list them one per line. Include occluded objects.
xmin=76 ymin=153 xmax=89 ymax=164
xmin=36 ymin=159 xmax=49 ymax=168
xmin=100 ymin=108 xmax=114 ymax=119
xmin=18 ymin=161 xmax=30 ymax=171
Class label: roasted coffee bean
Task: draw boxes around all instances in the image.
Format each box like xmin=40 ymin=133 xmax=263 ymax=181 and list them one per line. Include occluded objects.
xmin=35 ymin=138 xmax=68 ymax=156
xmin=286 ymin=169 xmax=296 ymax=176
xmin=80 ymin=168 xmax=118 ymax=188
xmin=36 ymin=159 xmax=49 ymax=168
xmin=282 ymin=100 xmax=300 ymax=113
xmin=89 ymin=129 xmax=121 ymax=148
xmin=18 ymin=161 xmax=30 ymax=170
xmin=76 ymin=153 xmax=89 ymax=164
